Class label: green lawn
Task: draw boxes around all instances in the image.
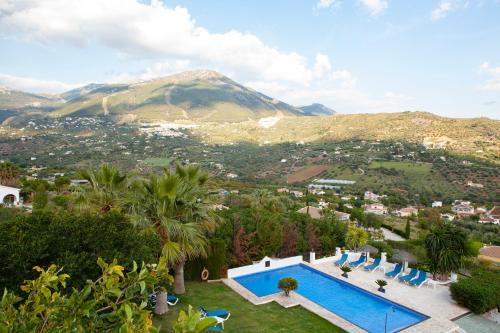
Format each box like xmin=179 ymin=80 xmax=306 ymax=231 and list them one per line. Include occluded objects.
xmin=368 ymin=161 xmax=431 ymax=174
xmin=143 ymin=157 xmax=172 ymax=167
xmin=154 ymin=281 xmax=345 ymax=333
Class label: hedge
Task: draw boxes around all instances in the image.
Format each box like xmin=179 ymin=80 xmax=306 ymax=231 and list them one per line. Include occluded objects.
xmin=450 ymin=268 xmax=500 ymax=314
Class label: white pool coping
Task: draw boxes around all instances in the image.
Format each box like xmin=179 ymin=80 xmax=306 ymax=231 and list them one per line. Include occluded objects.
xmin=223 ymin=260 xmax=468 ymax=333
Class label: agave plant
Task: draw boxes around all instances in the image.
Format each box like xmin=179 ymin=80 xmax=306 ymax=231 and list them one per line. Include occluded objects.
xmin=340 ymin=265 xmax=352 ymax=278
xmin=376 ymin=279 xmax=388 ymax=293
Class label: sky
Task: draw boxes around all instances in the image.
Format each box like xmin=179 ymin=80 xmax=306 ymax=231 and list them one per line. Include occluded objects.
xmin=0 ymin=0 xmax=499 ymax=118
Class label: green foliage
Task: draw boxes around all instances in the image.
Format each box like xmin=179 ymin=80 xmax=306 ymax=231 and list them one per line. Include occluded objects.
xmin=0 ymin=211 xmax=160 ymax=290
xmin=0 ymin=258 xmax=171 ymax=332
xmin=278 ymin=277 xmax=298 ymax=296
xmin=54 ymin=175 xmax=71 ymax=191
xmin=346 ymin=225 xmax=369 ymax=250
xmin=375 ymin=279 xmax=388 ymax=288
xmin=425 ymin=223 xmax=467 ymax=279
xmin=0 ymin=161 xmax=20 ymax=187
xmin=340 ymin=266 xmax=352 ymax=274
xmin=173 ymin=305 xmax=217 ymax=333
xmin=405 ymin=218 xmax=411 ymax=239
xmin=450 ymin=267 xmax=500 ymax=314
xmin=206 ymin=239 xmax=227 ymax=280
xmin=368 ymin=241 xmax=394 ymax=259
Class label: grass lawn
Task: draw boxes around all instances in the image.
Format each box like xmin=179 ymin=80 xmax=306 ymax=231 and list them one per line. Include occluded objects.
xmin=368 ymin=161 xmax=431 ymax=174
xmin=154 ymin=281 xmax=345 ymax=333
xmin=143 ymin=157 xmax=172 ymax=167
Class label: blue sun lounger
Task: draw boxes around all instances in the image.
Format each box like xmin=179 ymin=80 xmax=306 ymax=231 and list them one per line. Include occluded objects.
xmin=200 ymin=306 xmax=231 ymax=319
xmin=335 ymin=253 xmax=349 ymax=266
xmin=166 ymin=295 xmax=179 ymax=306
xmin=208 ymin=325 xmax=223 ymax=332
xmin=363 ymin=258 xmax=381 ymax=271
xmin=398 ymin=268 xmax=418 ymax=283
xmin=409 ymin=271 xmax=428 ymax=287
xmin=385 ymin=263 xmax=403 ymax=279
xmin=349 ymin=254 xmax=367 ymax=268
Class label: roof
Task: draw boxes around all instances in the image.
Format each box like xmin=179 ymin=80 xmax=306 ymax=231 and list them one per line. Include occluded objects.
xmin=0 ymin=185 xmax=20 ymax=191
xmin=479 ymin=246 xmax=500 ymax=259
xmin=297 ymin=206 xmax=322 ymax=219
xmin=488 ymin=206 xmax=500 ymax=218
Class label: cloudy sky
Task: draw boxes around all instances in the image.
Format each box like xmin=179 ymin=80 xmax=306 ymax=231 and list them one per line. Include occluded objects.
xmin=0 ymin=0 xmax=499 ymax=118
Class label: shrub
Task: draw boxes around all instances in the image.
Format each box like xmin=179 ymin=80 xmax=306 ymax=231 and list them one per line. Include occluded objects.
xmin=368 ymin=240 xmax=394 ymax=258
xmin=450 ymin=268 xmax=500 ymax=314
xmin=206 ymin=239 xmax=227 ymax=279
xmin=0 ymin=211 xmax=160 ymax=289
xmin=278 ymin=277 xmax=298 ymax=296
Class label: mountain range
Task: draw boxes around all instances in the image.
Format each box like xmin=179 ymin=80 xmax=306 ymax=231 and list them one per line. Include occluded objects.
xmin=0 ymin=70 xmax=498 ymax=162
xmin=0 ymin=70 xmax=336 ymax=124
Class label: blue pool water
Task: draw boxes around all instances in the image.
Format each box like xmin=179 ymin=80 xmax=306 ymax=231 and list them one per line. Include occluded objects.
xmin=234 ymin=264 xmax=428 ymax=333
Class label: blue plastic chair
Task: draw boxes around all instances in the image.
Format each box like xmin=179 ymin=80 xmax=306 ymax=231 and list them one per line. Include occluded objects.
xmin=385 ymin=263 xmax=403 ymax=279
xmin=334 ymin=253 xmax=349 ymax=266
xmin=409 ymin=271 xmax=428 ymax=287
xmin=398 ymin=268 xmax=418 ymax=283
xmin=363 ymin=258 xmax=381 ymax=271
xmin=349 ymin=254 xmax=367 ymax=268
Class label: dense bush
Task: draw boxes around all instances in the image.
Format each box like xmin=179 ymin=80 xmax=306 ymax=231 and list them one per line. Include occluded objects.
xmin=0 ymin=211 xmax=160 ymax=289
xmin=206 ymin=239 xmax=227 ymax=279
xmin=368 ymin=240 xmax=394 ymax=258
xmin=278 ymin=277 xmax=298 ymax=296
xmin=450 ymin=268 xmax=500 ymax=314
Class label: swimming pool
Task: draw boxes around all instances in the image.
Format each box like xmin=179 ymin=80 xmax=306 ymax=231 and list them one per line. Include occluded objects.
xmin=234 ymin=264 xmax=428 ymax=333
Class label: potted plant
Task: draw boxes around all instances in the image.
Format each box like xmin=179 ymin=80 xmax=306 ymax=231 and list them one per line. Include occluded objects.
xmin=376 ymin=279 xmax=388 ymax=293
xmin=340 ymin=266 xmax=352 ymax=278
xmin=278 ymin=277 xmax=298 ymax=297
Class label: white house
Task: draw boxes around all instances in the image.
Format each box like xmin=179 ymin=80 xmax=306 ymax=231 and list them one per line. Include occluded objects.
xmin=0 ymin=185 xmax=21 ymax=206
xmin=432 ymin=201 xmax=442 ymax=208
xmin=334 ymin=211 xmax=351 ymax=222
xmin=452 ymin=200 xmax=474 ymax=216
xmin=364 ymin=191 xmax=385 ymax=202
xmin=290 ymin=190 xmax=304 ymax=198
xmin=396 ymin=206 xmax=419 ymax=217
xmin=363 ymin=203 xmax=388 ymax=215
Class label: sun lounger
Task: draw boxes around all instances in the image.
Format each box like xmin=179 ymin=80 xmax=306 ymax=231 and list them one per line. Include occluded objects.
xmin=334 ymin=253 xmax=349 ymax=266
xmin=398 ymin=268 xmax=418 ymax=283
xmin=349 ymin=254 xmax=367 ymax=268
xmin=409 ymin=271 xmax=428 ymax=287
xmin=385 ymin=263 xmax=403 ymax=279
xmin=363 ymin=258 xmax=381 ymax=271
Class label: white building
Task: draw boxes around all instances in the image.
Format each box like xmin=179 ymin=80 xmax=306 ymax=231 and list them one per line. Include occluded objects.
xmin=0 ymin=185 xmax=21 ymax=206
xmin=363 ymin=203 xmax=388 ymax=215
xmin=334 ymin=211 xmax=351 ymax=221
xmin=364 ymin=191 xmax=385 ymax=202
xmin=432 ymin=201 xmax=442 ymax=208
xmin=396 ymin=207 xmax=419 ymax=217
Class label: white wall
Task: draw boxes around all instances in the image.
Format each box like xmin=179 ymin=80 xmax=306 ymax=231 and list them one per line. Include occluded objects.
xmin=0 ymin=185 xmax=20 ymax=206
xmin=227 ymin=256 xmax=303 ymax=278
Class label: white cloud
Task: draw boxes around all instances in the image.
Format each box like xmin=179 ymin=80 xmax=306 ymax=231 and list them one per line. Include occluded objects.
xmin=359 ymin=0 xmax=389 ymax=16
xmin=316 ymin=0 xmax=338 ymax=9
xmin=313 ymin=53 xmax=332 ymax=78
xmin=0 ymin=73 xmax=80 ymax=94
xmin=479 ymin=62 xmax=500 ymax=91
xmin=431 ymin=0 xmax=454 ymax=20
xmin=109 ymin=60 xmax=192 ymax=83
xmin=0 ymin=0 xmax=322 ymax=85
xmin=331 ymin=70 xmax=357 ymax=88
xmin=430 ymin=0 xmax=473 ymax=21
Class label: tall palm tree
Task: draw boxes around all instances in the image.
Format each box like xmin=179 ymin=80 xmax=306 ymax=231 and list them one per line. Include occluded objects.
xmin=75 ymin=164 xmax=127 ymax=213
xmin=425 ymin=223 xmax=467 ymax=280
xmin=129 ymin=164 xmax=216 ymax=294
xmin=0 ymin=161 xmax=20 ymax=187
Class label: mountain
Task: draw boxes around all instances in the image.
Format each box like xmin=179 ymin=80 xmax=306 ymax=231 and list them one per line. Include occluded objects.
xmin=0 ymin=87 xmax=60 ymax=110
xmin=298 ymin=103 xmax=336 ymax=116
xmin=49 ymin=70 xmax=305 ymax=123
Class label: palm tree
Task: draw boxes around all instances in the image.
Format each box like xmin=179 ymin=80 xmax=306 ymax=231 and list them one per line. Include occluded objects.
xmin=75 ymin=164 xmax=127 ymax=213
xmin=129 ymin=164 xmax=216 ymax=295
xmin=0 ymin=161 xmax=20 ymax=187
xmin=425 ymin=222 xmax=467 ymax=280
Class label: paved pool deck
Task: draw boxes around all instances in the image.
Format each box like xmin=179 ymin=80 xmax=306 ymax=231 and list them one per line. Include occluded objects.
xmin=224 ymin=260 xmax=469 ymax=333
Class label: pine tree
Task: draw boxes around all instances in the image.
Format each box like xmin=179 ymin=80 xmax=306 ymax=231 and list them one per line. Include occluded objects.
xmin=405 ymin=218 xmax=411 ymax=239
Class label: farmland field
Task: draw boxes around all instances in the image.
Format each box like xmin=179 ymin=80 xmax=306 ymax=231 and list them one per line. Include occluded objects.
xmin=369 ymin=161 xmax=432 ymax=174
xmin=286 ymin=164 xmax=330 ymax=183
xmin=143 ymin=157 xmax=172 ymax=167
